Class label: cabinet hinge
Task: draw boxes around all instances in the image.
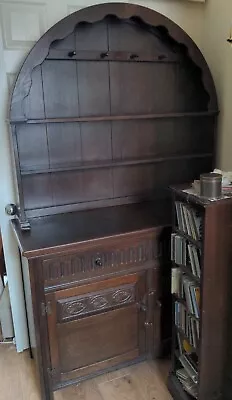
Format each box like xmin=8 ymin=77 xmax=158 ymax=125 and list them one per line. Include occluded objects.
xmin=144 ymin=321 xmax=153 ymax=327
xmin=47 ymin=367 xmax=57 ymax=379
xmin=41 ymin=301 xmax=52 ymax=316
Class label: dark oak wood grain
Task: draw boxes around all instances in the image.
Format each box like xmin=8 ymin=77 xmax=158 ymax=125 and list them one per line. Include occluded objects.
xmin=42 ymin=60 xmax=79 ymax=118
xmin=10 ymin=111 xmax=218 ymax=124
xmin=9 ymin=7 xmax=217 ymax=225
xmin=45 ymin=273 xmax=145 ymax=388
xmin=11 ymin=201 xmax=171 ymax=257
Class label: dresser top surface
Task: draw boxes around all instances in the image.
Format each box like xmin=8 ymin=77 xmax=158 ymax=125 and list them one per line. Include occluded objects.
xmin=11 ymin=201 xmax=171 ymax=258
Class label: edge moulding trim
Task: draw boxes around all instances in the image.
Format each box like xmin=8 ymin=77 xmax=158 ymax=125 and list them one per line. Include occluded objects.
xmin=9 ymin=2 xmax=218 ymax=120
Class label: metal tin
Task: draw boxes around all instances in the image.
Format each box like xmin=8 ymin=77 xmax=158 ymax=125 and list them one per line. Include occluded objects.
xmin=200 ymin=173 xmax=222 ymax=198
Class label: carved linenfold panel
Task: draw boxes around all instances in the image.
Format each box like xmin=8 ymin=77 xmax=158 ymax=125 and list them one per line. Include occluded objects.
xmin=43 ymin=238 xmax=158 ymax=281
xmin=58 ymin=284 xmax=135 ymax=321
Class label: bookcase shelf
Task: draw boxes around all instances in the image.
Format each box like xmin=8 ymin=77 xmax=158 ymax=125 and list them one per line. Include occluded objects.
xmin=174 ymin=350 xmax=198 ymax=376
xmin=168 ymin=185 xmax=232 ymax=400
xmin=173 ymin=294 xmax=199 ymax=321
xmin=168 ymin=372 xmax=194 ymax=400
xmin=173 ymin=262 xmax=200 ymax=284
xmin=174 ymin=228 xmax=202 ymax=249
xmin=20 ymin=153 xmax=211 ymax=176
xmin=175 ymin=326 xmax=199 ymax=355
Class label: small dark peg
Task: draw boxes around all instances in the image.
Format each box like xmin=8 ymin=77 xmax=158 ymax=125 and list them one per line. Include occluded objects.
xmin=158 ymin=54 xmax=167 ymax=61
xmin=130 ymin=53 xmax=139 ymax=60
xmin=100 ymin=52 xmax=109 ymax=59
xmin=68 ymin=51 xmax=76 ymax=57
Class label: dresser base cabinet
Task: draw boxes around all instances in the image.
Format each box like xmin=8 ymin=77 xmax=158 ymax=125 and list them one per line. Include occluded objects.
xmin=15 ymin=220 xmax=169 ymax=400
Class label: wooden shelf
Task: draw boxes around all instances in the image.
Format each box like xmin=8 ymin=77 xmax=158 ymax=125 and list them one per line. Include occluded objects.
xmin=168 ymin=372 xmax=196 ymax=400
xmin=20 ymin=153 xmax=213 ymax=176
xmin=173 ymin=295 xmax=199 ymax=321
xmin=174 ymin=350 xmax=198 ymax=372
xmin=174 ymin=228 xmax=202 ymax=249
xmin=46 ymin=49 xmax=180 ymax=63
xmin=10 ymin=110 xmax=219 ymax=125
xmin=175 ymin=325 xmax=199 ymax=355
xmin=173 ymin=262 xmax=200 ymax=284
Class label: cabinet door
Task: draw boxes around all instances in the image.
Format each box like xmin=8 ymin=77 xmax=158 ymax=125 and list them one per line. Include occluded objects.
xmin=45 ymin=273 xmax=147 ymax=388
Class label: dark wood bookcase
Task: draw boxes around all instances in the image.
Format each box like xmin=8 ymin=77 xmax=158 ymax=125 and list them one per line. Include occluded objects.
xmin=168 ymin=186 xmax=232 ymax=400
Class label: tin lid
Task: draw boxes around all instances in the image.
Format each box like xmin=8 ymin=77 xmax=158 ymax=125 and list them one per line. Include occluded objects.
xmin=200 ymin=173 xmax=222 ymax=181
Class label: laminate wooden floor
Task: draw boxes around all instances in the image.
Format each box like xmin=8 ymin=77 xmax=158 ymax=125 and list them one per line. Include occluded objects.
xmin=0 ymin=343 xmax=173 ymax=400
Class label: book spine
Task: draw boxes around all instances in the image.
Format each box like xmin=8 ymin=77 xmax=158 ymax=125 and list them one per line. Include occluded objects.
xmin=175 ymin=202 xmax=182 ymax=230
xmin=187 ymin=244 xmax=197 ymax=276
xmin=192 ymin=246 xmax=201 ymax=278
xmin=179 ymin=354 xmax=198 ymax=384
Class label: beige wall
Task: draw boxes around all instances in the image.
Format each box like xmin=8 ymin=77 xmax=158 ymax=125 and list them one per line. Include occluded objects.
xmin=202 ymin=0 xmax=232 ymax=169
xmin=70 ymin=0 xmax=205 ymax=48
xmin=126 ymin=0 xmax=204 ymax=48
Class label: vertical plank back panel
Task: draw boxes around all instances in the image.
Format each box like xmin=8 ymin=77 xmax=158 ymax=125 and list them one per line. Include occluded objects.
xmin=78 ymin=62 xmax=110 ymax=116
xmin=8 ymin=9 xmax=218 ymax=222
xmin=42 ymin=60 xmax=79 ymax=118
xmin=47 ymin=123 xmax=82 ymax=166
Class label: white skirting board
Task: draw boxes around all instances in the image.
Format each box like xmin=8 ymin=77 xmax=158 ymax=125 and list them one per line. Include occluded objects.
xmin=0 ymin=283 xmax=14 ymax=340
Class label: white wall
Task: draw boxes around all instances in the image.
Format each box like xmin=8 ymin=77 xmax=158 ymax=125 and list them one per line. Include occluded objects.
xmin=0 ymin=0 xmax=205 ymax=351
xmin=201 ymin=0 xmax=232 ymax=170
xmin=0 ymin=28 xmax=29 ymax=352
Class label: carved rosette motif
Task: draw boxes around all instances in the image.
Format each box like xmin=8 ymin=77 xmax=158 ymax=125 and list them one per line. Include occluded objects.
xmin=43 ymin=238 xmax=157 ymax=281
xmin=63 ymin=301 xmax=86 ymax=316
xmin=58 ymin=284 xmax=135 ymax=322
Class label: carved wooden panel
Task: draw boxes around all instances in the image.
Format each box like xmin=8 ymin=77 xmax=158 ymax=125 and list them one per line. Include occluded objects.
xmin=43 ymin=238 xmax=158 ymax=282
xmin=57 ymin=283 xmax=135 ymax=322
xmin=46 ymin=271 xmax=147 ymax=382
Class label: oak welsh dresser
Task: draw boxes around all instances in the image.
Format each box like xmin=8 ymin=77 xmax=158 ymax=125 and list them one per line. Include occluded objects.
xmin=7 ymin=4 xmax=218 ymax=399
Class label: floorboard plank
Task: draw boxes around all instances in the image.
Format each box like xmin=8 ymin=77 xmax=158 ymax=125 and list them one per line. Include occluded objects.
xmin=98 ymin=374 xmax=144 ymax=400
xmin=0 ymin=344 xmax=172 ymax=400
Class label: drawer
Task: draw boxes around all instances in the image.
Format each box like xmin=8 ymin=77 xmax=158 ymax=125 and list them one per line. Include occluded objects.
xmin=43 ymin=233 xmax=160 ymax=287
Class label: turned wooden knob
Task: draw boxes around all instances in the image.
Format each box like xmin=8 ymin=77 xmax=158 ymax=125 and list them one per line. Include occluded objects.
xmin=5 ymin=203 xmax=17 ymax=216
xmin=68 ymin=51 xmax=76 ymax=57
xmin=100 ymin=52 xmax=109 ymax=59
xmin=158 ymin=54 xmax=167 ymax=61
xmin=130 ymin=53 xmax=138 ymax=60
xmin=95 ymin=258 xmax=103 ymax=267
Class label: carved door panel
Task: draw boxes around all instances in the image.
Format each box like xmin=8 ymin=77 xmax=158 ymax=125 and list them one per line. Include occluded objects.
xmin=45 ymin=272 xmax=147 ymax=388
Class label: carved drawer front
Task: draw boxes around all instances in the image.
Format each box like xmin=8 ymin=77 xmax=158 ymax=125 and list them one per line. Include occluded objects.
xmin=45 ymin=273 xmax=147 ymax=387
xmin=43 ymin=236 xmax=158 ymax=285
